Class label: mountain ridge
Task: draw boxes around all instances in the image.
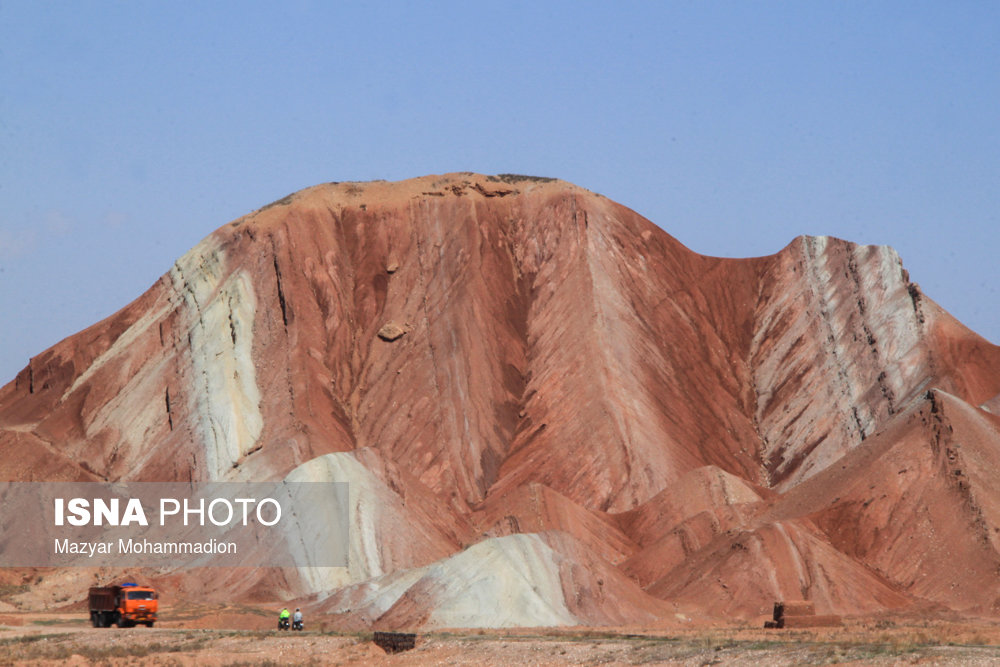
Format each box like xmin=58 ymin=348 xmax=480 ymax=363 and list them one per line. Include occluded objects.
xmin=3 ymin=173 xmax=1000 ymax=626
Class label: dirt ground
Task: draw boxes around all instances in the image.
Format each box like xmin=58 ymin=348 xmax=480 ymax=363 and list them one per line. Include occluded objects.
xmin=7 ymin=609 xmax=1000 ymax=666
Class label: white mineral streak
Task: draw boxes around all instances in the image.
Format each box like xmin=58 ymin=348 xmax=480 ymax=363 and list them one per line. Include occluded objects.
xmin=325 ymin=533 xmax=577 ymax=628
xmin=65 ymin=302 xmax=171 ymax=398
xmin=283 ymin=454 xmax=578 ymax=626
xmin=325 ymin=567 xmax=428 ymax=619
xmin=170 ymin=238 xmax=262 ymax=480
xmin=65 ymin=302 xmax=173 ymax=473
xmin=81 ymin=360 xmax=168 ymax=472
xmin=753 ymin=236 xmax=929 ymax=489
xmin=860 ymin=244 xmax=927 ymax=408
xmin=281 ymin=453 xmax=386 ymax=593
xmin=423 ymin=533 xmax=577 ymax=628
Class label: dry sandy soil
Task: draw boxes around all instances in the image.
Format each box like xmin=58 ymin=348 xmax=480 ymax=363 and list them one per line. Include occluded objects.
xmin=6 ymin=609 xmax=1000 ymax=666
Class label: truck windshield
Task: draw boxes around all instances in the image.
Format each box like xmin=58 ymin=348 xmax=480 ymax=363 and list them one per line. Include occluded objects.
xmin=126 ymin=591 xmax=155 ymax=600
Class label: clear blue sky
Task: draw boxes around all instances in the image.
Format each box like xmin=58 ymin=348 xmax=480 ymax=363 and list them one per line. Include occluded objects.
xmin=2 ymin=2 xmax=998 ymax=384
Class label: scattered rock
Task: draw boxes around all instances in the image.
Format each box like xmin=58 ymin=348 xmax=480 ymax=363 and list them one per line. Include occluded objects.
xmin=377 ymin=322 xmax=407 ymax=342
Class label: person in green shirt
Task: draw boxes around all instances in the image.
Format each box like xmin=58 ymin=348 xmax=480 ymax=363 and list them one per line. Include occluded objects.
xmin=278 ymin=607 xmax=290 ymax=630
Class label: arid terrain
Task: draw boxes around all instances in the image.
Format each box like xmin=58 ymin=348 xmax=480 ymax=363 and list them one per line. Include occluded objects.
xmin=2 ymin=174 xmax=1000 ymax=661
xmin=7 ymin=608 xmax=1000 ymax=666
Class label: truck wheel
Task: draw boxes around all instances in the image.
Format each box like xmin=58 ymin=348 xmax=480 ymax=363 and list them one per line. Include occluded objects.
xmin=90 ymin=613 xmax=98 ymax=628
xmin=146 ymin=622 xmax=154 ymax=628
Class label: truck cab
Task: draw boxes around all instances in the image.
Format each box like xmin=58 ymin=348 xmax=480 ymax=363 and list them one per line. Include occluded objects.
xmin=89 ymin=583 xmax=158 ymax=628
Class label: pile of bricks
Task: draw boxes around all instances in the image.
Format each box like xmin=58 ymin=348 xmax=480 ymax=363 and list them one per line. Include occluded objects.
xmin=763 ymin=600 xmax=842 ymax=628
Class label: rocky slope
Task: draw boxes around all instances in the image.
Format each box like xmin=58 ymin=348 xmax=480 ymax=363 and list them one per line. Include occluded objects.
xmin=2 ymin=173 xmax=1000 ymax=627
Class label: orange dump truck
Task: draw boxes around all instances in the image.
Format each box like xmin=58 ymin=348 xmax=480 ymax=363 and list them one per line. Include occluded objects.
xmin=88 ymin=583 xmax=158 ymax=628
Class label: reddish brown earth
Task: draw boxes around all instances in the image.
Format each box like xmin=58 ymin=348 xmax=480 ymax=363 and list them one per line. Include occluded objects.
xmin=9 ymin=613 xmax=1000 ymax=666
xmin=2 ymin=173 xmax=1000 ymax=630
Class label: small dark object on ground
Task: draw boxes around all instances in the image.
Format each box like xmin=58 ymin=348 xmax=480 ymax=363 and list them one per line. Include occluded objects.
xmin=374 ymin=631 xmax=417 ymax=653
xmin=765 ymin=600 xmax=841 ymax=629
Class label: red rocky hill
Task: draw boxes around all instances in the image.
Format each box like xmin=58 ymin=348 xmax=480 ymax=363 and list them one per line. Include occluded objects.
xmin=2 ymin=173 xmax=1000 ymax=626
